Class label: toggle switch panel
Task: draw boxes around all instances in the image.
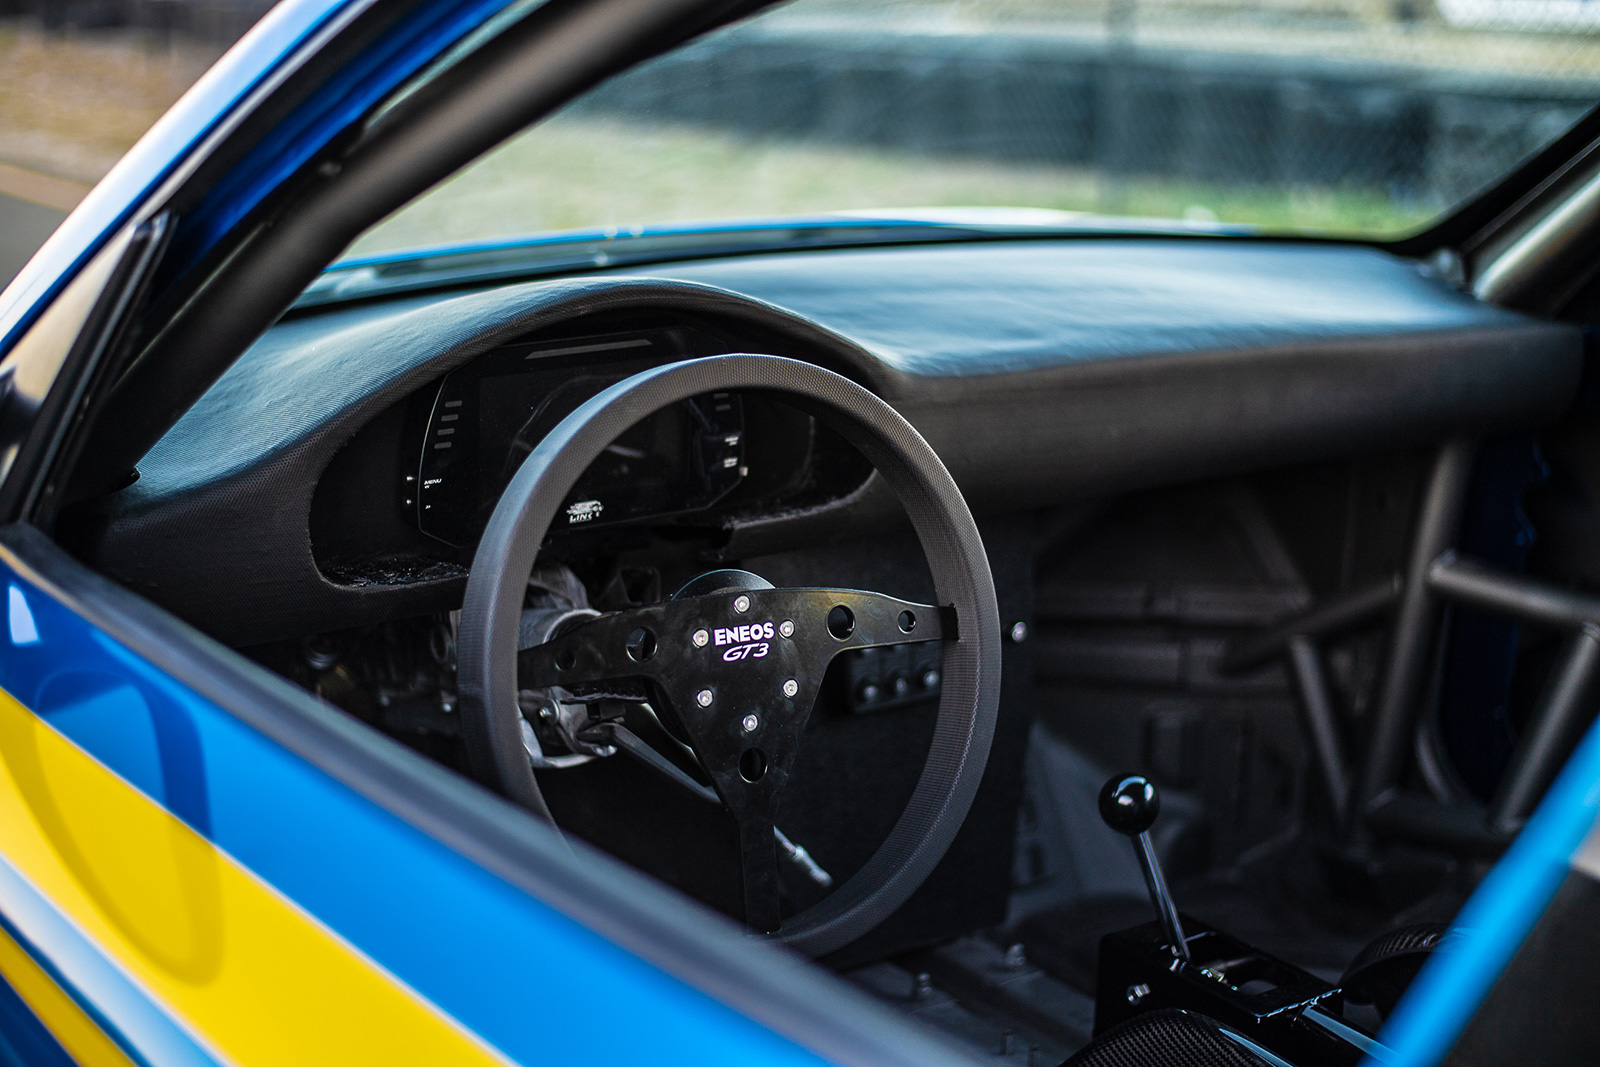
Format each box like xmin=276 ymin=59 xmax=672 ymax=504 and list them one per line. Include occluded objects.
xmin=840 ymin=641 xmax=942 ymax=714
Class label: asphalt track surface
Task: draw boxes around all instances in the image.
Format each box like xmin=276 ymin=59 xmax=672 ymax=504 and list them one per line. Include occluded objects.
xmin=0 ymin=192 xmax=68 ymax=290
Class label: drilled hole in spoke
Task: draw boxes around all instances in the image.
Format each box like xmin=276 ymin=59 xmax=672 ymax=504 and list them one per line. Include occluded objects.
xmin=625 ymin=627 xmax=657 ymax=662
xmin=898 ymin=610 xmax=916 ymax=633
xmin=827 ymin=605 xmax=855 ymax=640
xmin=555 ymin=648 xmax=576 ymax=671
xmin=739 ymin=748 xmax=767 ymax=783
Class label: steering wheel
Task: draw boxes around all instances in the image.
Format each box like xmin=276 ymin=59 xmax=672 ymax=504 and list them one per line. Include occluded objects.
xmin=457 ymin=354 xmax=1001 ymax=958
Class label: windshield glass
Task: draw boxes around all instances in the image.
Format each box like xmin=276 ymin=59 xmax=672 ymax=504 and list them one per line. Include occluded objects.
xmin=347 ymin=0 xmax=1600 ymax=260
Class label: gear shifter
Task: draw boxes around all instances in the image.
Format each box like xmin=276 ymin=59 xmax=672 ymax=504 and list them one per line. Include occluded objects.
xmin=1091 ymin=777 xmax=1379 ymax=1062
xmin=1099 ymin=774 xmax=1190 ymax=962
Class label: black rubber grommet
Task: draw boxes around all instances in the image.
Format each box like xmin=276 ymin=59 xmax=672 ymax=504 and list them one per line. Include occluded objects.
xmin=457 ymin=354 xmax=1001 ymax=957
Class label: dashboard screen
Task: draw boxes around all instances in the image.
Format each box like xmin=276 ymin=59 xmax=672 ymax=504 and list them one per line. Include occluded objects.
xmin=414 ymin=329 xmax=744 ymax=546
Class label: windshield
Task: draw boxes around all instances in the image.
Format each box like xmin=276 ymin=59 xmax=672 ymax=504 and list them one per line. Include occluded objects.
xmin=346 ymin=0 xmax=1600 ymax=261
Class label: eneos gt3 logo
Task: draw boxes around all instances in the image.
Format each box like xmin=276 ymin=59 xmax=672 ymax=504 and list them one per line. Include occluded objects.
xmin=715 ymin=622 xmax=774 ymax=662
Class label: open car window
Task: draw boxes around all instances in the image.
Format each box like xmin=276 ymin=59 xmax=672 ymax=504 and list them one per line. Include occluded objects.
xmin=345 ymin=0 xmax=1600 ymax=266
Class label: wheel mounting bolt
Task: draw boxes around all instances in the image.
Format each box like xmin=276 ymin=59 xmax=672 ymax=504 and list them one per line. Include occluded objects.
xmin=742 ymin=713 xmax=759 ymax=732
xmin=779 ymin=619 xmax=795 ymax=638
xmin=782 ymin=679 xmax=798 ymax=698
xmin=734 ymin=595 xmax=751 ymax=613
xmin=696 ymin=689 xmax=714 ymax=707
xmin=692 ymin=629 xmax=709 ymax=647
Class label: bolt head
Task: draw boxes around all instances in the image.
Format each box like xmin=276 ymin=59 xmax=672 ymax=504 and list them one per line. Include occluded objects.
xmin=733 ymin=594 xmax=751 ymax=613
xmin=782 ymin=679 xmax=799 ymax=698
xmin=1010 ymin=620 xmax=1030 ymax=643
xmin=741 ymin=713 xmax=759 ymax=733
xmin=692 ymin=628 xmax=709 ymax=648
xmin=779 ymin=619 xmax=795 ymax=638
xmin=696 ymin=688 xmax=714 ymax=708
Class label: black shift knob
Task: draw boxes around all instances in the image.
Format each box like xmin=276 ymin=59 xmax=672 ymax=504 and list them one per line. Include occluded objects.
xmin=1099 ymin=774 xmax=1160 ymax=836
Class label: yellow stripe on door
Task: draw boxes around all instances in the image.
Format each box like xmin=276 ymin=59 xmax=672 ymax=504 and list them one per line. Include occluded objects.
xmin=0 ymin=685 xmax=513 ymax=1067
xmin=0 ymin=919 xmax=138 ymax=1067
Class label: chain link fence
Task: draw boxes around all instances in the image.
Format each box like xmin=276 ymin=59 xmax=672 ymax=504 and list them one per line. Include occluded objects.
xmin=563 ymin=0 xmax=1600 ymax=229
xmin=6 ymin=0 xmax=1595 ymax=243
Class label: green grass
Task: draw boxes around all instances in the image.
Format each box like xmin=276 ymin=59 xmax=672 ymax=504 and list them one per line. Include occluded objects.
xmin=349 ymin=116 xmax=1437 ymax=258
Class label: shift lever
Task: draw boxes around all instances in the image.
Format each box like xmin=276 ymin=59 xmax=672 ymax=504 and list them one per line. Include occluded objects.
xmin=1099 ymin=774 xmax=1190 ymax=962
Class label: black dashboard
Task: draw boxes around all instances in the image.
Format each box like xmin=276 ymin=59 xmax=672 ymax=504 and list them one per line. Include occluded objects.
xmin=302 ymin=314 xmax=875 ymax=581
xmin=72 ymin=238 xmax=1582 ymax=648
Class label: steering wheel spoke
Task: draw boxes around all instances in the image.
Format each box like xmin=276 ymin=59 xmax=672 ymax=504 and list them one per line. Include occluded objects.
xmin=729 ymin=805 xmax=783 ymax=933
xmin=517 ymin=603 xmax=673 ymax=694
xmin=519 ymin=587 xmax=943 ymax=691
